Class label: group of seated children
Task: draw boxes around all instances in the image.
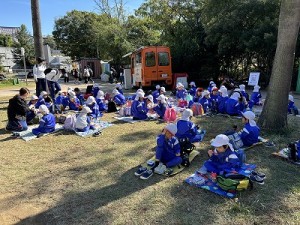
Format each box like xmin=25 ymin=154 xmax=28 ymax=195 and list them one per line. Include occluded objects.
xmin=134 ymin=106 xmax=262 ymax=181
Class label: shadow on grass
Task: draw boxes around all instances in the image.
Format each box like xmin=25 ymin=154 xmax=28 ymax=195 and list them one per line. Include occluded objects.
xmin=118 ymin=130 xmax=158 ymax=143
xmin=14 ymin=167 xmax=163 ymax=225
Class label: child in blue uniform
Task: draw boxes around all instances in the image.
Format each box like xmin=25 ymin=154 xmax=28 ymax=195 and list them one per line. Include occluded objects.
xmin=288 ymin=95 xmax=299 ymax=115
xmin=35 ymin=91 xmax=52 ymax=109
xmin=217 ymin=87 xmax=229 ymax=114
xmin=92 ymin=83 xmax=100 ymax=98
xmin=225 ymin=92 xmax=244 ymax=116
xmin=189 ymin=81 xmax=197 ymax=96
xmin=62 ymin=91 xmax=81 ymax=111
xmin=176 ymin=109 xmax=203 ymax=143
xmin=74 ymin=88 xmax=85 ymax=105
xmin=197 ymin=134 xmax=240 ymax=175
xmin=239 ymin=84 xmax=249 ymax=101
xmin=75 ymin=106 xmax=96 ymax=132
xmin=32 ymin=105 xmax=56 ymax=137
xmin=96 ymin=90 xmax=108 ymax=112
xmin=131 ymin=92 xmax=148 ymax=120
xmin=207 ymin=81 xmax=216 ymax=93
xmin=152 ymin=85 xmax=160 ymax=103
xmin=154 ymin=95 xmax=167 ymax=119
xmin=86 ymin=96 xmax=101 ymax=119
xmin=116 ymin=83 xmax=124 ymax=95
xmin=26 ymin=95 xmax=39 ymax=123
xmin=210 ymin=87 xmax=219 ymax=112
xmin=135 ymin=123 xmax=182 ymax=179
xmin=112 ymin=89 xmax=126 ymax=106
xmin=193 ymin=88 xmax=203 ymax=103
xmin=249 ymin=85 xmax=262 ymax=109
xmin=238 ymin=111 xmax=260 ymax=147
xmin=199 ymin=90 xmax=212 ymax=113
xmin=176 ymin=82 xmax=187 ymax=100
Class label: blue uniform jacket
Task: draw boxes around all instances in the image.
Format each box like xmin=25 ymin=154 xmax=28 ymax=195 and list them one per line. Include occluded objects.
xmin=55 ymin=95 xmax=65 ymax=105
xmin=131 ymin=100 xmax=148 ymax=120
xmin=239 ymin=123 xmax=260 ymax=146
xmin=113 ymin=94 xmax=126 ymax=105
xmin=154 ymin=103 xmax=167 ymax=118
xmin=62 ymin=97 xmax=81 ymax=110
xmin=217 ymin=96 xmax=228 ymax=114
xmin=225 ymin=98 xmax=244 ymax=116
xmin=250 ymin=92 xmax=261 ymax=105
xmin=176 ymin=120 xmax=198 ymax=140
xmin=37 ymin=113 xmax=56 ymax=133
xmin=176 ymin=89 xmax=187 ymax=99
xmin=207 ymin=147 xmax=240 ymax=171
xmin=198 ymin=97 xmax=212 ymax=113
xmin=156 ymin=134 xmax=181 ymax=162
xmin=88 ymin=103 xmax=101 ymax=118
xmin=97 ymin=99 xmax=108 ymax=112
xmin=76 ymin=93 xmax=85 ymax=105
xmin=189 ymin=87 xmax=197 ymax=96
xmin=92 ymin=87 xmax=100 ymax=98
xmin=152 ymin=90 xmax=160 ymax=103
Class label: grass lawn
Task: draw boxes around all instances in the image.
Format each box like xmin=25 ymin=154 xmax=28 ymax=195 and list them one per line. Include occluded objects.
xmin=0 ymin=94 xmax=300 ymax=225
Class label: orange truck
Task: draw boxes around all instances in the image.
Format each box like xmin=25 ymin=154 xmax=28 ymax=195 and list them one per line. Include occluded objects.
xmin=126 ymin=46 xmax=173 ymax=88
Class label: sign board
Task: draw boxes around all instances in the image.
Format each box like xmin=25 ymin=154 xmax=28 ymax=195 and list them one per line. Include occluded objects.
xmin=248 ymin=72 xmax=260 ymax=86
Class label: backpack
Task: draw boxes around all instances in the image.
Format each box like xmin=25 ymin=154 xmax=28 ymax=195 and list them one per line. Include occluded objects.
xmin=63 ymin=114 xmax=77 ymax=130
xmin=227 ymin=132 xmax=244 ymax=150
xmin=178 ymin=99 xmax=188 ymax=108
xmin=107 ymin=101 xmax=117 ymax=113
xmin=178 ymin=137 xmax=195 ymax=155
xmin=164 ymin=107 xmax=177 ymax=122
xmin=104 ymin=92 xmax=111 ymax=101
xmin=217 ymin=174 xmax=253 ymax=192
xmin=191 ymin=103 xmax=204 ymax=116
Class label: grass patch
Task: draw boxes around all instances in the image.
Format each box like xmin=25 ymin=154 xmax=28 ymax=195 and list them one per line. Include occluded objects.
xmin=0 ymin=95 xmax=300 ymax=225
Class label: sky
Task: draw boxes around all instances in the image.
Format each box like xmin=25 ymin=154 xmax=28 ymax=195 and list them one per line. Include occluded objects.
xmin=0 ymin=0 xmax=144 ymax=36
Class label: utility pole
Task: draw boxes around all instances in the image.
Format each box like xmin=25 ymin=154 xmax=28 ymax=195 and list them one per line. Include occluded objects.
xmin=31 ymin=0 xmax=44 ymax=59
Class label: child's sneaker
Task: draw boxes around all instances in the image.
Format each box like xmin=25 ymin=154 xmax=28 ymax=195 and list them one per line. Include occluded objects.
xmin=164 ymin=168 xmax=173 ymax=176
xmin=251 ymin=171 xmax=266 ymax=179
xmin=154 ymin=163 xmax=166 ymax=174
xmin=134 ymin=166 xmax=147 ymax=176
xmin=250 ymin=174 xmax=265 ymax=185
xmin=140 ymin=169 xmax=153 ymax=180
xmin=196 ymin=166 xmax=207 ymax=175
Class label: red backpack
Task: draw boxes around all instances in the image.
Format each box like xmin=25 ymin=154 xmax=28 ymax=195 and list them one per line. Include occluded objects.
xmin=164 ymin=107 xmax=177 ymax=123
xmin=191 ymin=103 xmax=204 ymax=116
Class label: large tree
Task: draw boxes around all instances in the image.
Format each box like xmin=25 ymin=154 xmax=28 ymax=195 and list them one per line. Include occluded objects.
xmin=258 ymin=0 xmax=300 ymax=130
xmin=31 ymin=0 xmax=44 ymax=59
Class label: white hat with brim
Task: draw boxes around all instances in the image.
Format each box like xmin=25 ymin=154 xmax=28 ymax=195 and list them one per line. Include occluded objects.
xmin=31 ymin=95 xmax=38 ymax=100
xmin=165 ymin=123 xmax=177 ymax=135
xmin=211 ymin=134 xmax=230 ymax=147
xmin=242 ymin=111 xmax=256 ymax=126
xmin=86 ymin=96 xmax=96 ymax=105
xmin=81 ymin=106 xmax=92 ymax=114
xmin=181 ymin=109 xmax=193 ymax=121
xmin=160 ymin=87 xmax=166 ymax=93
xmin=39 ymin=104 xmax=49 ymax=114
xmin=202 ymin=90 xmax=210 ymax=98
xmin=176 ymin=82 xmax=184 ymax=88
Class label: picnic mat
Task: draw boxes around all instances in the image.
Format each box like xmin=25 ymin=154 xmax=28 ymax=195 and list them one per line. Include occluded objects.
xmin=185 ymin=163 xmax=256 ymax=198
xmin=75 ymin=121 xmax=113 ymax=137
xmin=113 ymin=116 xmax=144 ymax=123
xmin=141 ymin=150 xmax=199 ymax=176
xmin=13 ymin=124 xmax=64 ymax=142
xmin=272 ymin=148 xmax=300 ymax=166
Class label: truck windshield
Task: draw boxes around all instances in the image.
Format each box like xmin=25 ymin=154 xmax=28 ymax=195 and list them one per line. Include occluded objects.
xmin=158 ymin=52 xmax=169 ymax=66
xmin=145 ymin=52 xmax=156 ymax=67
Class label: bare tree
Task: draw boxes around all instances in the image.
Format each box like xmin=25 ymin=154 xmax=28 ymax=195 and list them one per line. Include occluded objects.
xmin=258 ymin=0 xmax=300 ymax=130
xmin=31 ymin=0 xmax=44 ymax=58
xmin=94 ymin=0 xmax=126 ymax=22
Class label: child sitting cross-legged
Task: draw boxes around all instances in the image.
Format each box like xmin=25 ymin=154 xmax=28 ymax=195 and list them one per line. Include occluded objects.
xmin=32 ymin=105 xmax=56 ymax=137
xmin=75 ymin=106 xmax=97 ymax=133
xmin=135 ymin=123 xmax=182 ymax=180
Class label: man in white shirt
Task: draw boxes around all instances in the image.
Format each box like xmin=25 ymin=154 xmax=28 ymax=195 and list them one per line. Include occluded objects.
xmin=33 ymin=57 xmax=46 ymax=96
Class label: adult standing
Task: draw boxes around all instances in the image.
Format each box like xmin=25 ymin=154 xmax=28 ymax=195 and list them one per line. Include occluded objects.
xmin=33 ymin=57 xmax=46 ymax=96
xmin=83 ymin=66 xmax=90 ymax=84
xmin=6 ymin=87 xmax=30 ymax=131
xmin=119 ymin=65 xmax=124 ymax=84
xmin=45 ymin=68 xmax=62 ymax=100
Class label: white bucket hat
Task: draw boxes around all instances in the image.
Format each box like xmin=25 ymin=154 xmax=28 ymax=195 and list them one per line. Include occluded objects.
xmin=31 ymin=95 xmax=38 ymax=100
xmin=189 ymin=81 xmax=196 ymax=86
xmin=81 ymin=106 xmax=92 ymax=114
xmin=160 ymin=87 xmax=166 ymax=93
xmin=253 ymin=85 xmax=260 ymax=92
xmin=239 ymin=84 xmax=246 ymax=92
xmin=242 ymin=111 xmax=256 ymax=126
xmin=201 ymin=90 xmax=210 ymax=98
xmin=182 ymin=108 xmax=193 ymax=121
xmin=155 ymin=84 xmax=161 ymax=90
xmin=157 ymin=95 xmax=166 ymax=104
xmin=39 ymin=104 xmax=49 ymax=114
xmin=165 ymin=123 xmax=177 ymax=135
xmin=68 ymin=91 xmax=76 ymax=98
xmin=219 ymin=87 xmax=228 ymax=97
xmin=97 ymin=90 xmax=105 ymax=99
xmin=147 ymin=95 xmax=154 ymax=102
xmin=93 ymin=83 xmax=99 ymax=88
xmin=230 ymin=92 xmax=241 ymax=101
xmin=116 ymin=83 xmax=122 ymax=89
xmin=209 ymin=81 xmax=215 ymax=85
xmin=39 ymin=91 xmax=48 ymax=98
xmin=112 ymin=89 xmax=120 ymax=96
xmin=176 ymin=82 xmax=184 ymax=88
xmin=135 ymin=92 xmax=145 ymax=100
xmin=211 ymin=134 xmax=230 ymax=147
xmin=86 ymin=96 xmax=96 ymax=105
xmin=136 ymin=89 xmax=145 ymax=94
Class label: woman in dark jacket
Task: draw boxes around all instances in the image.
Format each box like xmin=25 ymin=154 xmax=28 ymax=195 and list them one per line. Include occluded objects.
xmin=6 ymin=87 xmax=30 ymax=131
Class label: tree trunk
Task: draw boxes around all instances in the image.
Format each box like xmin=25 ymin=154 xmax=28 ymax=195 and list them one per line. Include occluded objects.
xmin=258 ymin=0 xmax=300 ymax=131
xmin=31 ymin=0 xmax=44 ymax=58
